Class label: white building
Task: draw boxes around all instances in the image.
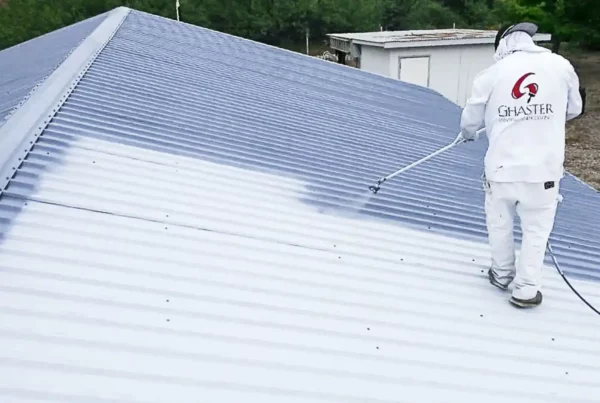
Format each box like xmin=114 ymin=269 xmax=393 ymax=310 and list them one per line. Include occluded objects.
xmin=327 ymin=29 xmax=551 ymax=106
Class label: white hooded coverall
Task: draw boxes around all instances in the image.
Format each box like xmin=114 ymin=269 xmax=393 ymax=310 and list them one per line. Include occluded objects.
xmin=460 ymin=32 xmax=583 ymax=300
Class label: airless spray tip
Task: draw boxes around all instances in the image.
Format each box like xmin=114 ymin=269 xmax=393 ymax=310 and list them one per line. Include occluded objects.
xmin=369 ymin=177 xmax=386 ymax=194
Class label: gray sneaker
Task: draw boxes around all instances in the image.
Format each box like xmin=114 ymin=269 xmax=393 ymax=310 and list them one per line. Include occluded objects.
xmin=510 ymin=291 xmax=543 ymax=308
xmin=488 ymin=268 xmax=512 ymax=291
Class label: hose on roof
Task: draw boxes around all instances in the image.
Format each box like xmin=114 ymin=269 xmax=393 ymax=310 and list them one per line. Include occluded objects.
xmin=547 ymin=243 xmax=600 ymax=316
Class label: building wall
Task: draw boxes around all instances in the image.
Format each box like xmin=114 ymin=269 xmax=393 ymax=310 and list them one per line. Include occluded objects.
xmin=358 ymin=44 xmax=495 ymax=106
xmin=453 ymin=45 xmax=496 ymax=106
xmin=358 ymin=46 xmax=391 ymax=77
xmin=389 ymin=44 xmax=494 ymax=106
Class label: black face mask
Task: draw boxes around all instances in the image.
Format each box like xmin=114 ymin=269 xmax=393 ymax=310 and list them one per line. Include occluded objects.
xmin=495 ymin=24 xmax=512 ymax=51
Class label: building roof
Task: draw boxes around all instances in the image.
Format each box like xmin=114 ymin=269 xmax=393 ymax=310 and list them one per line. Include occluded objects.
xmin=328 ymin=29 xmax=552 ymax=50
xmin=1 ymin=7 xmax=600 ymax=403
xmin=0 ymin=12 xmax=109 ymax=126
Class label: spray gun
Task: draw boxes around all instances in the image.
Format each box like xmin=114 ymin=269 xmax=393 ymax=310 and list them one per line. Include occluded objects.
xmin=368 ymin=129 xmax=484 ymax=194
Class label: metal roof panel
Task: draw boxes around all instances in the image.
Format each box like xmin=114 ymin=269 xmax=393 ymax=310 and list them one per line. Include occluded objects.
xmin=0 ymin=12 xmax=108 ymax=126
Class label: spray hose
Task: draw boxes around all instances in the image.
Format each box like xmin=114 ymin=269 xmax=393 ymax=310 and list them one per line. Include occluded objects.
xmin=547 ymin=223 xmax=600 ymax=316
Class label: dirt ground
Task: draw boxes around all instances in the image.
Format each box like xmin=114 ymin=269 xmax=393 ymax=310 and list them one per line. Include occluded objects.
xmin=562 ymin=49 xmax=600 ymax=189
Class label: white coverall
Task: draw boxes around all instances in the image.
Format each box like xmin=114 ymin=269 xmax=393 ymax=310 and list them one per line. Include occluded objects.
xmin=460 ymin=32 xmax=583 ymax=300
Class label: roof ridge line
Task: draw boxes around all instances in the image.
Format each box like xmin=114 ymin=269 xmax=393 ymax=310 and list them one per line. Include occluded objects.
xmin=0 ymin=6 xmax=131 ymax=197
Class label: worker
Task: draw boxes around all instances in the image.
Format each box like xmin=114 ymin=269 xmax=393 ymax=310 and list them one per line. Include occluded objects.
xmin=459 ymin=22 xmax=585 ymax=308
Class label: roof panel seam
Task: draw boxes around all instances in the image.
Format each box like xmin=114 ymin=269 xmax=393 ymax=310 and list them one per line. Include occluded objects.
xmin=0 ymin=7 xmax=131 ymax=198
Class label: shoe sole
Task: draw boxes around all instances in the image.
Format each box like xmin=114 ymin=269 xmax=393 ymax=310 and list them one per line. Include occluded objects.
xmin=509 ymin=298 xmax=541 ymax=308
xmin=509 ymin=292 xmax=543 ymax=309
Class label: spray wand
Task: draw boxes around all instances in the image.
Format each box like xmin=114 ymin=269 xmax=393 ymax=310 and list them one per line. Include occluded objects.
xmin=368 ymin=130 xmax=482 ymax=194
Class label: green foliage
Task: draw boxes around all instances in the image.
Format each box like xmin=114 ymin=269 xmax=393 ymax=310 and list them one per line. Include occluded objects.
xmin=495 ymin=0 xmax=600 ymax=51
xmin=381 ymin=0 xmax=466 ymax=30
xmin=0 ymin=0 xmax=599 ymax=51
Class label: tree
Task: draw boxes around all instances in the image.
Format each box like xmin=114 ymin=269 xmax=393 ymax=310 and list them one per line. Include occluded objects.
xmin=1 ymin=0 xmax=600 ymax=52
xmin=381 ymin=0 xmax=465 ymax=30
xmin=495 ymin=0 xmax=600 ymax=52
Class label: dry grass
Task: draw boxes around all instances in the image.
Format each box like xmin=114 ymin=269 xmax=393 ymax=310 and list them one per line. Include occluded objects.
xmin=562 ymin=48 xmax=600 ymax=189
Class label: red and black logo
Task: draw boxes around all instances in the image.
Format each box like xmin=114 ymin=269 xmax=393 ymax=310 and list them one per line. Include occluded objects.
xmin=512 ymin=72 xmax=538 ymax=103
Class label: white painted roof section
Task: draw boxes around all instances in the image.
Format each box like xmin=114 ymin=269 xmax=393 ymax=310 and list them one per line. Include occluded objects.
xmin=0 ymin=8 xmax=599 ymax=403
xmin=328 ymin=29 xmax=552 ymax=49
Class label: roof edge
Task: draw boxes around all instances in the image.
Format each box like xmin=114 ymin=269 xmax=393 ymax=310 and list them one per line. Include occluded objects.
xmin=328 ymin=33 xmax=552 ymax=50
xmin=382 ymin=34 xmax=552 ymax=49
xmin=0 ymin=6 xmax=131 ymax=196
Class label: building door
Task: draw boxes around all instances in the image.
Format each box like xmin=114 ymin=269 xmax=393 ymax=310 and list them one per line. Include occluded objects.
xmin=398 ymin=56 xmax=430 ymax=88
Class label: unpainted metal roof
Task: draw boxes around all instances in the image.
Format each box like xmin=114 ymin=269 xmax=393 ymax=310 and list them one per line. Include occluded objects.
xmin=0 ymin=7 xmax=599 ymax=403
xmin=0 ymin=12 xmax=108 ymax=126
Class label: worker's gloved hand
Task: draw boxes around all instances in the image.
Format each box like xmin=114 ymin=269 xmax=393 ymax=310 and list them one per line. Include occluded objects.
xmin=460 ymin=129 xmax=480 ymax=142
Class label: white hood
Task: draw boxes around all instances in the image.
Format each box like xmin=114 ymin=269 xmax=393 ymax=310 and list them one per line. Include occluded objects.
xmin=494 ymin=31 xmax=550 ymax=62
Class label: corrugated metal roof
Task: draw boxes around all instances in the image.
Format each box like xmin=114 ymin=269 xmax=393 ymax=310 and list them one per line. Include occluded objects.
xmin=1 ymin=7 xmax=600 ymax=403
xmin=0 ymin=12 xmax=108 ymax=126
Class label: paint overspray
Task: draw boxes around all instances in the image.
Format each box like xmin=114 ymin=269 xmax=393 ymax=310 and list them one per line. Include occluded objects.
xmin=346 ymin=188 xmax=378 ymax=212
